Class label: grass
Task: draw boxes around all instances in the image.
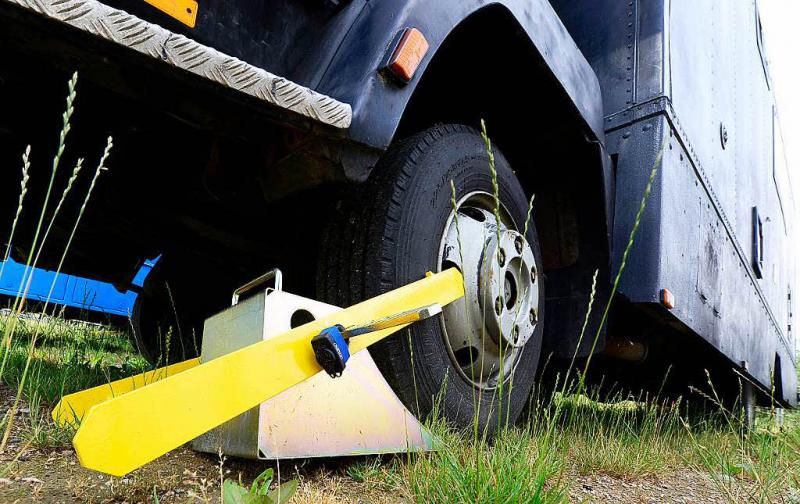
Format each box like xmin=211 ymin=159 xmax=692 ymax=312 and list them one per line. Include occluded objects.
xmin=0 ymin=313 xmax=148 ymax=403
xmin=684 ymin=397 xmax=800 ymax=502
xmin=402 ymin=389 xmax=800 ymax=502
xmin=0 ymin=71 xmax=114 ymax=453
xmin=0 ymin=313 xmax=147 ymax=450
xmin=407 ymin=422 xmax=567 ymax=503
xmin=0 ymin=294 xmax=798 ymax=502
xmin=557 ymin=393 xmax=687 ymax=478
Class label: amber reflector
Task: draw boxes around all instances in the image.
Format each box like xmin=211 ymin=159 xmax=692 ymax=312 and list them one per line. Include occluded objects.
xmin=387 ymin=28 xmax=430 ymax=82
xmin=660 ymin=288 xmax=675 ymax=310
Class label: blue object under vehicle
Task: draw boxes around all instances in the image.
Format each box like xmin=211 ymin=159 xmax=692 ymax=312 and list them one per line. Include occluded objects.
xmin=0 ymin=258 xmax=155 ymax=317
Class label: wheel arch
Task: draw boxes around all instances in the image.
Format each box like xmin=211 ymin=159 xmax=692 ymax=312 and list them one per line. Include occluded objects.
xmin=318 ymin=0 xmax=615 ymax=360
xmin=320 ymin=0 xmax=605 ymax=150
xmin=393 ymin=5 xmax=616 ymax=360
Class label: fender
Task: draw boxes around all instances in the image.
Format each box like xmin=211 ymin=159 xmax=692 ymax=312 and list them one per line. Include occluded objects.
xmin=308 ymin=0 xmax=613 ymax=362
xmin=316 ymin=0 xmax=605 ymax=152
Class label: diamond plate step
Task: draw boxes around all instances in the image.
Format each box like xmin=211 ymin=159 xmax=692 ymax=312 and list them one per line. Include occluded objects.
xmin=4 ymin=0 xmax=352 ymax=129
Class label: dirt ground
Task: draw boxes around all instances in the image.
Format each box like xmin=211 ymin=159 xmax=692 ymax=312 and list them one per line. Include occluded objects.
xmin=0 ymin=442 xmax=732 ymax=503
xmin=0 ymin=387 xmax=738 ymax=504
xmin=1 ymin=444 xmax=736 ymax=504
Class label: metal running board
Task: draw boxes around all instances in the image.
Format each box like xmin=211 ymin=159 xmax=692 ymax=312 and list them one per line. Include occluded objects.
xmin=2 ymin=0 xmax=352 ymax=129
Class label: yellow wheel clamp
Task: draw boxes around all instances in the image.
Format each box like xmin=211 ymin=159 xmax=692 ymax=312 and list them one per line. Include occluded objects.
xmin=52 ymin=268 xmax=464 ymax=476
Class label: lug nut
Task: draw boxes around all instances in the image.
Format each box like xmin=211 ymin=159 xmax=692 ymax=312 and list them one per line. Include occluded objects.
xmin=530 ymin=267 xmax=537 ymax=283
xmin=512 ymin=325 xmax=520 ymax=342
xmin=497 ymin=249 xmax=506 ymax=267
xmin=529 ymin=309 xmax=538 ymax=325
xmin=494 ymin=297 xmax=503 ymax=315
xmin=514 ymin=236 xmax=524 ymax=254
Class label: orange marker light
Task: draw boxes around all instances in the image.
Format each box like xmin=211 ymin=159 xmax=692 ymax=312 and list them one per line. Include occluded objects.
xmin=660 ymin=288 xmax=675 ymax=310
xmin=387 ymin=28 xmax=430 ymax=82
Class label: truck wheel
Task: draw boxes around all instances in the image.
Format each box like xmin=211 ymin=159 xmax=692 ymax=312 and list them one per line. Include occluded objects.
xmin=318 ymin=124 xmax=544 ymax=433
xmin=131 ymin=267 xmax=200 ymax=365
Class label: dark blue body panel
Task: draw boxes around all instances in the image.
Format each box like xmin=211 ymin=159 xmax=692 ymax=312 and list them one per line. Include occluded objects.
xmin=553 ymin=0 xmax=797 ymax=404
xmin=316 ymin=0 xmax=605 ymax=150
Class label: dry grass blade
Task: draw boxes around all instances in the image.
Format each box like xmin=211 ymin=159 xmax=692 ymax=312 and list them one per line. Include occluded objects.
xmin=0 ymin=72 xmax=79 ymax=384
xmin=0 ymin=145 xmax=32 ymax=281
xmin=0 ymin=78 xmax=114 ymax=453
xmin=581 ymin=138 xmax=666 ymax=381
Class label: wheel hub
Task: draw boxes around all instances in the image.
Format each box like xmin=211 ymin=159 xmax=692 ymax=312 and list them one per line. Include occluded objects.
xmin=438 ymin=192 xmax=540 ymax=390
xmin=480 ymin=228 xmax=537 ymax=348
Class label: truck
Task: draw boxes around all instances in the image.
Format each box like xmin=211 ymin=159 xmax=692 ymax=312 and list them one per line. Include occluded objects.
xmin=0 ymin=0 xmax=795 ymax=434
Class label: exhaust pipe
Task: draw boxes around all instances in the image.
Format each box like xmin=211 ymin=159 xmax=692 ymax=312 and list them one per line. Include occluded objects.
xmin=602 ymin=338 xmax=648 ymax=363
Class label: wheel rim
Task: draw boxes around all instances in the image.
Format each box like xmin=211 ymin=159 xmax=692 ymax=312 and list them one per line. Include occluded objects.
xmin=437 ymin=191 xmax=540 ymax=390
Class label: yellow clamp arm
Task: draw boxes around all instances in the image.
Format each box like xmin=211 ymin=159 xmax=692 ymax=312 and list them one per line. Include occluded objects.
xmin=64 ymin=269 xmax=463 ymax=476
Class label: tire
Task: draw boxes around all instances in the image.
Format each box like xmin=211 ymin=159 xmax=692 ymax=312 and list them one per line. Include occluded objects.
xmin=317 ymin=124 xmax=545 ymax=433
xmin=131 ymin=265 xmax=201 ymax=365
